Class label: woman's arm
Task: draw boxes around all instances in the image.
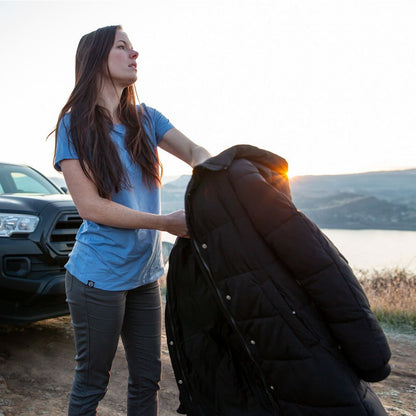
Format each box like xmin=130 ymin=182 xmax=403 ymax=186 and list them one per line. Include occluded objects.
xmin=159 ymin=128 xmax=211 ymax=167
xmin=61 ymin=159 xmax=188 ymax=236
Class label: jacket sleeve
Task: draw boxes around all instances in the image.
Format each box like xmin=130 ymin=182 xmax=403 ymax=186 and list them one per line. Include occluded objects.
xmin=229 ymin=159 xmax=391 ymax=382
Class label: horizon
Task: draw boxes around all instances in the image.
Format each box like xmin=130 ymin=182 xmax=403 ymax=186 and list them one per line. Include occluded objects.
xmin=160 ymin=165 xmax=416 ymax=180
xmin=48 ymin=165 xmax=416 ymax=187
xmin=169 ymin=164 xmax=416 ymax=179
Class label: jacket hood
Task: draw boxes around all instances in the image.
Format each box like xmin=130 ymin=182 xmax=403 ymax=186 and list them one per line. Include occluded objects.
xmin=193 ymin=144 xmax=292 ymax=199
xmin=196 ymin=144 xmax=288 ymax=173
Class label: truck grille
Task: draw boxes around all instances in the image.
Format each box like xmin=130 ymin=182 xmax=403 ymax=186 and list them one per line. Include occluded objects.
xmin=48 ymin=212 xmax=82 ymax=255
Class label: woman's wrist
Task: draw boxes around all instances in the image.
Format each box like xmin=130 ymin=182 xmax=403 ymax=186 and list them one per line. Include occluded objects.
xmin=155 ymin=214 xmax=169 ymax=232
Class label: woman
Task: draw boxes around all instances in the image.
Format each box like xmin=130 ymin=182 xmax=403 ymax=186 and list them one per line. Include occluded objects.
xmin=52 ymin=25 xmax=210 ymax=415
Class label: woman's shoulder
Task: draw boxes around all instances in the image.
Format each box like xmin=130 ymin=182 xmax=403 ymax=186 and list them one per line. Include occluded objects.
xmin=138 ymin=103 xmax=166 ymax=119
xmin=138 ymin=103 xmax=173 ymax=142
xmin=139 ymin=102 xmax=155 ymax=117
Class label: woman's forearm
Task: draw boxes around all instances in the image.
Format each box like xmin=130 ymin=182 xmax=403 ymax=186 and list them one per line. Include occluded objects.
xmin=61 ymin=159 xmax=188 ymax=236
xmin=78 ymin=197 xmax=188 ymax=236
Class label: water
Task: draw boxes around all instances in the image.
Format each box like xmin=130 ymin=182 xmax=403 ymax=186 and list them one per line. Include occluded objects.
xmin=162 ymin=229 xmax=416 ymax=272
xmin=323 ymin=229 xmax=416 ymax=272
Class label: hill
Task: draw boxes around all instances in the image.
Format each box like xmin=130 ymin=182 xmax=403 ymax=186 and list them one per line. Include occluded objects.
xmin=161 ymin=169 xmax=416 ymax=231
xmin=290 ymin=169 xmax=416 ymax=206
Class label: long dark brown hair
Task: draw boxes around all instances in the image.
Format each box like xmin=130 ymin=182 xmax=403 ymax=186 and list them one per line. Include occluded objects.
xmin=52 ymin=25 xmax=161 ymax=198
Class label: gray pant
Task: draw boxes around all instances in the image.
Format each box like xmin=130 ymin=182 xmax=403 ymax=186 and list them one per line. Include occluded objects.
xmin=65 ymin=272 xmax=162 ymax=416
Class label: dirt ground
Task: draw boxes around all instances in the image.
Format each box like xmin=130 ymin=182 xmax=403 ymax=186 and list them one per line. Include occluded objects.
xmin=0 ymin=312 xmax=415 ymax=416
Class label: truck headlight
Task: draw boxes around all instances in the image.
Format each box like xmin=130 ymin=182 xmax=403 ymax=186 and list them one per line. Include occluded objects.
xmin=0 ymin=214 xmax=40 ymax=237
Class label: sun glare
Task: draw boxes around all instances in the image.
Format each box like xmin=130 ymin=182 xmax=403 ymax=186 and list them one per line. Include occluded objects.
xmin=286 ymin=168 xmax=298 ymax=179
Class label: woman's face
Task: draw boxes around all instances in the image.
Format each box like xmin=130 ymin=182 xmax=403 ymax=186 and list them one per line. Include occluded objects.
xmin=106 ymin=30 xmax=139 ymax=88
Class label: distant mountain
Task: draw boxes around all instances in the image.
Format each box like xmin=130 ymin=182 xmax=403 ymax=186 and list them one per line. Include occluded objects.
xmin=296 ymin=192 xmax=416 ymax=230
xmin=290 ymin=169 xmax=416 ymax=206
xmin=161 ymin=175 xmax=191 ymax=214
xmin=162 ymin=175 xmax=182 ymax=185
xmin=161 ymin=170 xmax=416 ymax=231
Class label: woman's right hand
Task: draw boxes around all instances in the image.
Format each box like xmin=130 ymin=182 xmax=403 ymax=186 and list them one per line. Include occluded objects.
xmin=163 ymin=210 xmax=189 ymax=238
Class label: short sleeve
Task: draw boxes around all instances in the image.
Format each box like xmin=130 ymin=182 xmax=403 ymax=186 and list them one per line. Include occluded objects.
xmin=54 ymin=114 xmax=78 ymax=172
xmin=141 ymin=104 xmax=174 ymax=144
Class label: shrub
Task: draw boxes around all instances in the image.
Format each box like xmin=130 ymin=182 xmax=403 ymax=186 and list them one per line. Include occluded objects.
xmin=357 ymin=268 xmax=416 ymax=331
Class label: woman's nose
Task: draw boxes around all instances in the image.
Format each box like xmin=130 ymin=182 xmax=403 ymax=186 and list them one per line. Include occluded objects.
xmin=130 ymin=49 xmax=139 ymax=59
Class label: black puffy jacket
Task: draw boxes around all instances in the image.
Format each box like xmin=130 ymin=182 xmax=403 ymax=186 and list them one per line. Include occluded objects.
xmin=165 ymin=145 xmax=390 ymax=415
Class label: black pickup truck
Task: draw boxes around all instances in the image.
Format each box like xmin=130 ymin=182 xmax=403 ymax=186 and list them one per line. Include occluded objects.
xmin=0 ymin=162 xmax=82 ymax=325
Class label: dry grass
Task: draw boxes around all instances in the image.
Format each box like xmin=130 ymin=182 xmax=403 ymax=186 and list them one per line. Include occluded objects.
xmin=357 ymin=268 xmax=416 ymax=331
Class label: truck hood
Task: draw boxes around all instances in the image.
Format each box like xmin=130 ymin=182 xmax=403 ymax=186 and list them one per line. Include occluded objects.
xmin=0 ymin=194 xmax=76 ymax=215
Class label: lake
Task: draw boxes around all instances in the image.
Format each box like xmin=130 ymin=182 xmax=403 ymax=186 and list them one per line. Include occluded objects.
xmin=323 ymin=229 xmax=416 ymax=272
xmin=162 ymin=229 xmax=416 ymax=273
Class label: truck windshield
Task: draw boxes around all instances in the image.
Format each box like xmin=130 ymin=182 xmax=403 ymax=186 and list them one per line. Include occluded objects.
xmin=0 ymin=164 xmax=62 ymax=195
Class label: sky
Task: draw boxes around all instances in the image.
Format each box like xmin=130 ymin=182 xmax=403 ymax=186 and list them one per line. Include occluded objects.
xmin=1 ymin=0 xmax=415 ymax=179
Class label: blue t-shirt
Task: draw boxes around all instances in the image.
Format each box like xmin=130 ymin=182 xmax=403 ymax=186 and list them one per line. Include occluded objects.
xmin=54 ymin=104 xmax=174 ymax=290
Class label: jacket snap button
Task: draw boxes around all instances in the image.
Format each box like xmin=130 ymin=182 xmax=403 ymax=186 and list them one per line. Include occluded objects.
xmin=169 ymin=341 xmax=174 ymax=346
xmin=270 ymin=385 xmax=275 ymax=391
xmin=292 ymin=310 xmax=296 ymax=315
xmin=226 ymin=295 xmax=231 ymax=301
xmin=250 ymin=340 xmax=256 ymax=345
xmin=201 ymin=243 xmax=208 ymax=249
xmin=178 ymin=379 xmax=183 ymax=384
